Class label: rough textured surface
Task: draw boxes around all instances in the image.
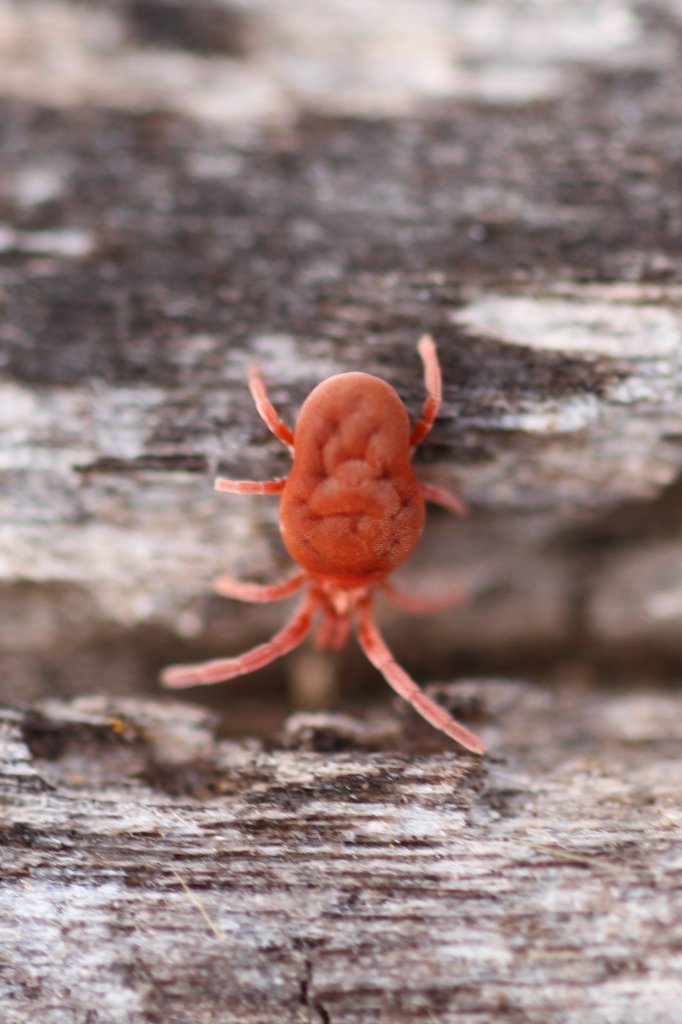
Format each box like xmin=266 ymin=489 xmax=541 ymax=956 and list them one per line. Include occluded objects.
xmin=2 ymin=2 xmax=682 ymax=709
xmin=1 ymin=687 xmax=681 ymax=1024
xmin=1 ymin=4 xmax=682 ymax=1016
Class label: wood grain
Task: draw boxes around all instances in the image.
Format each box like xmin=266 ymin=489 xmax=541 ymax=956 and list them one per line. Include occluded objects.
xmin=1 ymin=686 xmax=681 ymax=1023
xmin=1 ymin=4 xmax=682 ymax=1018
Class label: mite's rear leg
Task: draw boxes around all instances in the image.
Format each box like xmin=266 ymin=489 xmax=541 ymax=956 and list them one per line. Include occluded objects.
xmin=410 ymin=334 xmax=441 ymax=448
xmin=330 ymin=614 xmax=351 ymax=652
xmin=161 ymin=589 xmax=320 ymax=689
xmin=314 ymin=608 xmax=336 ymax=651
xmin=356 ymin=597 xmax=485 ymax=754
xmin=421 ymin=481 xmax=468 ymax=517
xmin=314 ymin=609 xmax=351 ymax=652
xmin=214 ymin=570 xmax=307 ymax=602
xmin=380 ymin=579 xmax=467 ymax=615
xmin=247 ymin=366 xmax=295 ymax=448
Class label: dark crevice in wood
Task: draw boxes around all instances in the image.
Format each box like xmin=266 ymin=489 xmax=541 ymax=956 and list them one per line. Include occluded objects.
xmin=74 ymin=453 xmax=210 ymax=474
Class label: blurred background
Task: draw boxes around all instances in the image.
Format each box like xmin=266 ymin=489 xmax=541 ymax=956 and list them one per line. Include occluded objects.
xmin=1 ymin=0 xmax=681 ymax=736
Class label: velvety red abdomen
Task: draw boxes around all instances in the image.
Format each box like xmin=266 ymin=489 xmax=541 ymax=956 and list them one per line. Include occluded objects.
xmin=279 ymin=372 xmax=425 ymax=581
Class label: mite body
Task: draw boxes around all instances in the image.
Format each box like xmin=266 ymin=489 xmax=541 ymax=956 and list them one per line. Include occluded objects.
xmin=280 ymin=373 xmax=425 ymax=580
xmin=162 ymin=336 xmax=485 ymax=755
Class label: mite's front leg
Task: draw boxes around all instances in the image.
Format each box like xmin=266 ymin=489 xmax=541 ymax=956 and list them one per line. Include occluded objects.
xmin=410 ymin=334 xmax=441 ymax=448
xmin=247 ymin=366 xmax=295 ymax=448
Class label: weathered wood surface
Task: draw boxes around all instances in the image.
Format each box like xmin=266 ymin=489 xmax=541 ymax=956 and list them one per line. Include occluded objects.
xmin=1 ymin=686 xmax=681 ymax=1024
xmin=1 ymin=3 xmax=682 ymax=1020
xmin=1 ymin=0 xmax=682 ymax=701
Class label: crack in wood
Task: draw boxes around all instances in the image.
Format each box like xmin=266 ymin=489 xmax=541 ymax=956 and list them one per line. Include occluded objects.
xmin=299 ymin=959 xmax=331 ymax=1024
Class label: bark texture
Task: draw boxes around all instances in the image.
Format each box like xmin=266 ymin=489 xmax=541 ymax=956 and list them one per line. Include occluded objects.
xmin=1 ymin=2 xmax=682 ymax=1019
xmin=2 ymin=0 xmax=682 ymax=703
xmin=1 ymin=687 xmax=681 ymax=1024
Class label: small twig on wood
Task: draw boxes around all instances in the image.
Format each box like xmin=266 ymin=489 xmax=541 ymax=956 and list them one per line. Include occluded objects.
xmin=170 ymin=869 xmax=227 ymax=944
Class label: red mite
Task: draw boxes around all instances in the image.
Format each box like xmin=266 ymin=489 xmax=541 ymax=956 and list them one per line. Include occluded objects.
xmin=162 ymin=336 xmax=485 ymax=754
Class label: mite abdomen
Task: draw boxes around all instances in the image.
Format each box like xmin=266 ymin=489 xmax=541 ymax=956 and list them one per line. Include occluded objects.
xmin=279 ymin=372 xmax=425 ymax=579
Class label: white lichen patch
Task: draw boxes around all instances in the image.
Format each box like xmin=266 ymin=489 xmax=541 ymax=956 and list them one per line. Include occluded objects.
xmin=0 ymin=380 xmax=37 ymax=430
xmin=261 ymin=0 xmax=467 ymax=115
xmin=0 ymin=0 xmax=648 ymax=122
xmin=647 ymin=585 xmax=682 ymax=621
xmin=448 ymin=285 xmax=682 ymax=511
xmin=455 ymin=290 xmax=682 ymax=359
xmin=248 ymin=333 xmax=342 ymax=387
xmin=0 ymin=381 xmax=167 ymax=472
xmin=453 ymin=0 xmax=637 ymax=65
xmin=0 ymin=0 xmax=288 ymax=126
xmin=0 ymin=224 xmax=95 ymax=258
xmin=8 ymin=163 xmax=70 ymax=207
xmin=597 ymin=694 xmax=682 ymax=742
xmin=492 ymin=395 xmax=601 ymax=434
xmin=258 ymin=0 xmax=642 ymax=111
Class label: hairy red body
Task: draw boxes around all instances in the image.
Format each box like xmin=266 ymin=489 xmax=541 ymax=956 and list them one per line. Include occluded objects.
xmin=280 ymin=373 xmax=424 ymax=581
xmin=162 ymin=337 xmax=485 ymax=755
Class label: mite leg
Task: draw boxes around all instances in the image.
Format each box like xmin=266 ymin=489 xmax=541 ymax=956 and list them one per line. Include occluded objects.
xmin=214 ymin=570 xmax=307 ymax=602
xmin=215 ymin=365 xmax=292 ymax=494
xmin=356 ymin=598 xmax=486 ymax=754
xmin=314 ymin=608 xmax=337 ymax=651
xmin=247 ymin=366 xmax=295 ymax=448
xmin=380 ymin=579 xmax=467 ymax=615
xmin=421 ymin=480 xmax=468 ymax=517
xmin=410 ymin=334 xmax=441 ymax=448
xmin=314 ymin=609 xmax=351 ymax=652
xmin=330 ymin=614 xmax=351 ymax=652
xmin=161 ymin=589 xmax=320 ymax=689
xmin=215 ymin=477 xmax=286 ymax=496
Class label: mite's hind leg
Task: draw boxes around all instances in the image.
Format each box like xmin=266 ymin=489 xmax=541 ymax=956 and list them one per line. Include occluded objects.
xmin=314 ymin=609 xmax=336 ymax=651
xmin=214 ymin=570 xmax=307 ymax=602
xmin=314 ymin=609 xmax=351 ymax=652
xmin=330 ymin=614 xmax=351 ymax=652
xmin=247 ymin=366 xmax=295 ymax=448
xmin=355 ymin=597 xmax=485 ymax=754
xmin=410 ymin=334 xmax=441 ymax=448
xmin=161 ymin=589 xmax=320 ymax=689
xmin=380 ymin=578 xmax=467 ymax=615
